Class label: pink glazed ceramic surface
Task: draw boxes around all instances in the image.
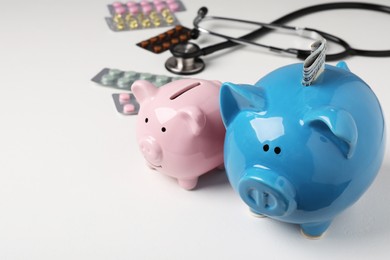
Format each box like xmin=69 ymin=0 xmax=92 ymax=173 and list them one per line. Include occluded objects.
xmin=132 ymin=78 xmax=225 ymax=190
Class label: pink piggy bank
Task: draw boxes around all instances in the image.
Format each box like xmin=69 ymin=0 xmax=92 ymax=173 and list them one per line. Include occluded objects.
xmin=132 ymin=78 xmax=225 ymax=190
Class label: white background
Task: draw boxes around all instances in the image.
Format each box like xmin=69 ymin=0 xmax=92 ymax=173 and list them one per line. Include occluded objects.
xmin=1 ymin=0 xmax=390 ymax=259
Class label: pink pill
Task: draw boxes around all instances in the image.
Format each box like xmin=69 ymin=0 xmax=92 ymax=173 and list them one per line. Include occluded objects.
xmin=155 ymin=3 xmax=166 ymax=12
xmin=142 ymin=4 xmax=152 ymax=15
xmin=140 ymin=0 xmax=150 ymax=6
xmin=115 ymin=6 xmax=126 ymax=14
xmin=153 ymin=0 xmax=163 ymax=4
xmin=113 ymin=2 xmax=123 ymax=8
xmin=166 ymin=0 xmax=176 ymax=3
xmin=126 ymin=1 xmax=137 ymax=7
xmin=129 ymin=6 xmax=139 ymax=14
xmin=168 ymin=2 xmax=179 ymax=12
xmin=123 ymin=104 xmax=135 ymax=114
xmin=119 ymin=93 xmax=131 ymax=103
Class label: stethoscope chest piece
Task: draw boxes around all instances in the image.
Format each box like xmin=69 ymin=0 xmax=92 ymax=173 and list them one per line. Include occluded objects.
xmin=165 ymin=42 xmax=205 ymax=75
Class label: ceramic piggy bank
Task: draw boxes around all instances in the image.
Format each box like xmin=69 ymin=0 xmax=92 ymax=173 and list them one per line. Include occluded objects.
xmin=132 ymin=78 xmax=225 ymax=190
xmin=220 ymin=62 xmax=385 ymax=238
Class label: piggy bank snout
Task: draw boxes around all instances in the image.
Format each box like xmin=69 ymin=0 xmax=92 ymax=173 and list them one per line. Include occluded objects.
xmin=238 ymin=170 xmax=297 ymax=217
xmin=139 ymin=137 xmax=163 ymax=166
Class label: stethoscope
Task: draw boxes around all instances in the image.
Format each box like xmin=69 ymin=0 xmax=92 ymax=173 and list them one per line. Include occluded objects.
xmin=165 ymin=2 xmax=390 ymax=75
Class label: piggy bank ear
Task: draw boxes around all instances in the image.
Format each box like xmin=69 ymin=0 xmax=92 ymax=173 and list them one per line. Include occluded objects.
xmin=177 ymin=106 xmax=206 ymax=136
xmin=132 ymin=80 xmax=158 ymax=103
xmin=220 ymin=82 xmax=266 ymax=127
xmin=303 ymin=106 xmax=357 ymax=159
xmin=211 ymin=80 xmax=222 ymax=86
xmin=336 ymin=61 xmax=350 ymax=72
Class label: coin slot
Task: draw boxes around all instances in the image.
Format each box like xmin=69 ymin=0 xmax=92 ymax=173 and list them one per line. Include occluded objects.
xmin=170 ymin=82 xmax=201 ymax=100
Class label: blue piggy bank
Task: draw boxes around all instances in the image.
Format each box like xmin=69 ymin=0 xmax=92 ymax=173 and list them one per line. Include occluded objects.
xmin=220 ymin=62 xmax=386 ymax=238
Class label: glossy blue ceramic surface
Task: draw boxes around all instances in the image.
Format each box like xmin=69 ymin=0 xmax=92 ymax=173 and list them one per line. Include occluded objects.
xmin=220 ymin=62 xmax=386 ymax=238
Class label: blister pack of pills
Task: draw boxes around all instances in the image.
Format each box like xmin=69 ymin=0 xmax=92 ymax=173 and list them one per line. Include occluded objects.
xmin=91 ymin=68 xmax=180 ymax=90
xmin=112 ymin=93 xmax=140 ymax=115
xmin=137 ymin=25 xmax=192 ymax=53
xmin=106 ymin=0 xmax=186 ymax=31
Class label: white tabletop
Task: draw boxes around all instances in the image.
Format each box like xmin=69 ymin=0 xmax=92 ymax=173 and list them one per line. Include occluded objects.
xmin=1 ymin=0 xmax=389 ymax=259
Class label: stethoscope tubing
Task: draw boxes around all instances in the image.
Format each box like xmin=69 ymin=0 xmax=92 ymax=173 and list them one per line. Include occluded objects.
xmin=197 ymin=2 xmax=390 ymax=61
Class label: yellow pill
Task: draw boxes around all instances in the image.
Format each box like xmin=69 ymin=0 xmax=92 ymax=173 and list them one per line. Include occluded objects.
xmin=149 ymin=11 xmax=159 ymax=19
xmin=165 ymin=15 xmax=174 ymax=24
xmin=116 ymin=23 xmax=125 ymax=30
xmin=161 ymin=8 xmax=170 ymax=18
xmin=129 ymin=19 xmax=139 ymax=29
xmin=125 ymin=14 xmax=132 ymax=22
xmin=137 ymin=13 xmax=145 ymax=20
xmin=113 ymin=14 xmax=123 ymax=23
xmin=152 ymin=18 xmax=161 ymax=27
xmin=142 ymin=18 xmax=151 ymax=28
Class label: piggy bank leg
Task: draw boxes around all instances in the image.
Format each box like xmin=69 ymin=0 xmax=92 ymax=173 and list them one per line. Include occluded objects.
xmin=178 ymin=178 xmax=198 ymax=190
xmin=300 ymin=220 xmax=332 ymax=239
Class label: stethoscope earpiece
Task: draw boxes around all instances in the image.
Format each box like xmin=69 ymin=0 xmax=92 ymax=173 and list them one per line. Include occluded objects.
xmin=197 ymin=7 xmax=208 ymax=18
xmin=165 ymin=42 xmax=205 ymax=75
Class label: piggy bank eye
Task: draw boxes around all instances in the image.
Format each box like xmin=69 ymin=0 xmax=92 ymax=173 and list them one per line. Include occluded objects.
xmin=263 ymin=144 xmax=269 ymax=152
xmin=274 ymin=147 xmax=281 ymax=154
xmin=161 ymin=127 xmax=166 ymax=132
xmin=145 ymin=118 xmax=149 ymax=123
